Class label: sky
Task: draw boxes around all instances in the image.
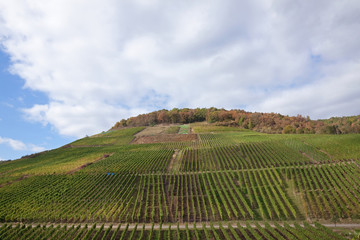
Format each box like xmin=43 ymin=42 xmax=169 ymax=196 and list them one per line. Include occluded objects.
xmin=0 ymin=0 xmax=360 ymax=160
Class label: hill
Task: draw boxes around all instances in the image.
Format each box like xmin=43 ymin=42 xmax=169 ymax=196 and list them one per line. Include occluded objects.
xmin=1 ymin=121 xmax=360 ymax=239
xmin=112 ymin=108 xmax=360 ymax=134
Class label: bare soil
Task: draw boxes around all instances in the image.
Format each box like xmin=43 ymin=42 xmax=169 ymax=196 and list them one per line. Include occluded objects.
xmin=132 ymin=134 xmax=198 ymax=144
xmin=135 ymin=124 xmax=179 ymax=137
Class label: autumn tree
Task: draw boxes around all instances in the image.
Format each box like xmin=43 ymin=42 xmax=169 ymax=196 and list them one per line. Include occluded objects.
xmin=282 ymin=125 xmax=295 ymax=134
xmin=110 ymin=108 xmax=360 ymax=134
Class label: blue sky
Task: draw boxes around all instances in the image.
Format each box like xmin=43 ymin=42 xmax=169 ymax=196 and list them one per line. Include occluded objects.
xmin=1 ymin=0 xmax=360 ymax=160
xmin=0 ymin=51 xmax=74 ymax=160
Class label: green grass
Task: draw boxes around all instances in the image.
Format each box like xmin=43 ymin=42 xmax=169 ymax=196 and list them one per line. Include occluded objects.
xmin=178 ymin=125 xmax=189 ymax=134
xmin=71 ymin=127 xmax=145 ymax=146
xmin=95 ymin=127 xmax=145 ymax=137
xmin=71 ymin=137 xmax=119 ymax=146
xmin=0 ymin=127 xmax=145 ymax=185
xmin=0 ymin=148 xmax=112 ymax=185
xmin=296 ymin=134 xmax=360 ymax=160
xmin=165 ymin=126 xmax=180 ymax=134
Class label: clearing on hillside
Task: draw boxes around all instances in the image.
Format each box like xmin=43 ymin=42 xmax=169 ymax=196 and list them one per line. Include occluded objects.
xmin=134 ymin=124 xmax=179 ymax=136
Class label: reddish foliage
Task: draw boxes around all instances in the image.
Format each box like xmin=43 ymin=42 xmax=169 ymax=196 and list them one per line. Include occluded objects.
xmin=111 ymin=108 xmax=360 ymax=134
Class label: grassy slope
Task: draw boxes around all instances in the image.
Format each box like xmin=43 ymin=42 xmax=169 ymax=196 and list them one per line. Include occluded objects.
xmin=0 ymin=124 xmax=359 ymax=238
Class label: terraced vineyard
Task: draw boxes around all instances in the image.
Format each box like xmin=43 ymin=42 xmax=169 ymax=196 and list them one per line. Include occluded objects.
xmin=0 ymin=124 xmax=359 ymax=239
xmin=0 ymin=222 xmax=348 ymax=240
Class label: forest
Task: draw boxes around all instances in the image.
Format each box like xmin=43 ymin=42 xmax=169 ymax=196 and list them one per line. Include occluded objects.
xmin=112 ymin=108 xmax=360 ymax=134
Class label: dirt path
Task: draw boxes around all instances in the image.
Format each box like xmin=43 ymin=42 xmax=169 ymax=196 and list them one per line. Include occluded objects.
xmin=167 ymin=149 xmax=179 ymax=172
xmin=2 ymin=221 xmax=360 ymax=230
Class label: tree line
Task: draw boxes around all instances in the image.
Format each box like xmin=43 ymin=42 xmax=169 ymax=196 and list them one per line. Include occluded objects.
xmin=111 ymin=108 xmax=360 ymax=134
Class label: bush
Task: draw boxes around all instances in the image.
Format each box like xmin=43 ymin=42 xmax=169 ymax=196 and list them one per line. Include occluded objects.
xmin=282 ymin=125 xmax=295 ymax=134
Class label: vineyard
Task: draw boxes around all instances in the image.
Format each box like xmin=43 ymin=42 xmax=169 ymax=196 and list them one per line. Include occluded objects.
xmin=0 ymin=222 xmax=348 ymax=240
xmin=1 ymin=124 xmax=360 ymax=239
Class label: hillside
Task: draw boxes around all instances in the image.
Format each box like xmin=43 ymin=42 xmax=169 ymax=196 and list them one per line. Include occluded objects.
xmin=1 ymin=123 xmax=360 ymax=239
xmin=112 ymin=108 xmax=360 ymax=134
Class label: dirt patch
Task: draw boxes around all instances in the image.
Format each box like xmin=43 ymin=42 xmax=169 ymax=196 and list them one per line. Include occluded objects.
xmin=134 ymin=124 xmax=185 ymax=137
xmin=135 ymin=125 xmax=168 ymax=136
xmin=66 ymin=153 xmax=114 ymax=174
xmin=166 ymin=126 xmax=180 ymax=134
xmin=132 ymin=134 xmax=198 ymax=144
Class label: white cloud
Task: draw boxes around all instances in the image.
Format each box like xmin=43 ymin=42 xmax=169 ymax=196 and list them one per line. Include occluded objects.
xmin=23 ymin=102 xmax=147 ymax=137
xmin=252 ymin=61 xmax=360 ymax=119
xmin=1 ymin=0 xmax=360 ymax=137
xmin=29 ymin=144 xmax=46 ymax=152
xmin=0 ymin=136 xmax=26 ymax=150
xmin=0 ymin=136 xmax=45 ymax=152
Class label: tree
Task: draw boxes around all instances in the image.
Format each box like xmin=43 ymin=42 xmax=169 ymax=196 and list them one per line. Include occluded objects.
xmin=193 ymin=108 xmax=207 ymax=122
xmin=157 ymin=110 xmax=169 ymax=123
xmin=169 ymin=108 xmax=180 ymax=123
xmin=296 ymin=127 xmax=304 ymax=134
xmin=238 ymin=116 xmax=244 ymax=126
xmin=108 ymin=108 xmax=360 ymax=134
xmin=282 ymin=125 xmax=295 ymax=134
xmin=119 ymin=119 xmax=127 ymax=127
xmin=248 ymin=118 xmax=253 ymax=129
xmin=113 ymin=121 xmax=120 ymax=129
xmin=320 ymin=125 xmax=337 ymax=134
xmin=208 ymin=111 xmax=220 ymax=123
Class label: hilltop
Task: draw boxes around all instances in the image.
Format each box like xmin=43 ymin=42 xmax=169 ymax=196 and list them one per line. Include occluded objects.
xmin=1 ymin=119 xmax=360 ymax=239
xmin=112 ymin=108 xmax=360 ymax=134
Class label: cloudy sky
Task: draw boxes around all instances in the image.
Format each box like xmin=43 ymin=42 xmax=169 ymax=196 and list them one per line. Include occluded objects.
xmin=1 ymin=0 xmax=360 ymax=160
